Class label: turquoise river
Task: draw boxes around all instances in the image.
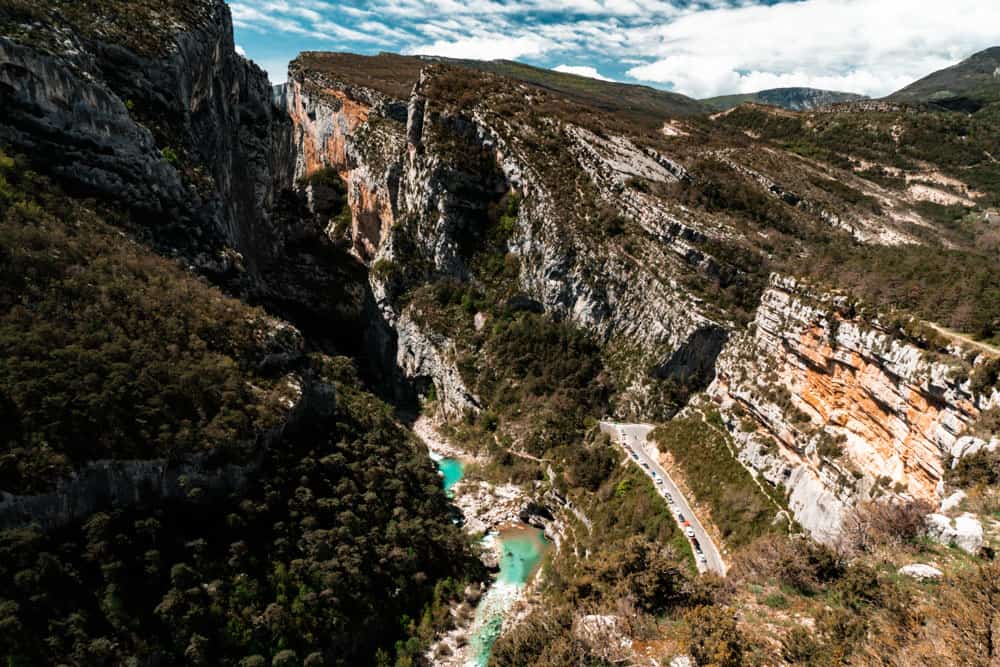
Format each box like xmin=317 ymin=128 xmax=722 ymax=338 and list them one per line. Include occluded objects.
xmin=434 ymin=456 xmax=548 ymax=666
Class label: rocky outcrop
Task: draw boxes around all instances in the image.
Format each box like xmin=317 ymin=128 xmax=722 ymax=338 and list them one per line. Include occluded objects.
xmin=395 ymin=311 xmax=481 ymax=417
xmin=898 ymin=563 xmax=943 ymax=580
xmin=709 ymin=274 xmax=999 ymax=540
xmin=0 ymin=1 xmax=294 ymax=275
xmin=926 ymin=512 xmax=984 ymax=553
xmin=281 ymin=63 xmax=731 ymax=415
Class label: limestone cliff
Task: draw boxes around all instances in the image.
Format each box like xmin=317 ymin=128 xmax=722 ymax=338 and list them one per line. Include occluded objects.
xmin=0 ymin=0 xmax=294 ymax=276
xmin=282 ymin=58 xmax=729 ymax=416
xmin=709 ymin=275 xmax=1000 ymax=539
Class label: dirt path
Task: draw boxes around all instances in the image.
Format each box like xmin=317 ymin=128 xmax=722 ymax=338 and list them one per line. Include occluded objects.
xmin=922 ymin=321 xmax=1000 ymax=357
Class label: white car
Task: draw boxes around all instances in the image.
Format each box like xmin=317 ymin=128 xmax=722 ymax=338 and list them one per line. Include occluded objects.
xmin=685 ymin=527 xmax=696 ymax=538
xmin=656 ymin=478 xmax=664 ymax=486
xmin=697 ymin=552 xmax=708 ymax=564
xmin=665 ymin=492 xmax=673 ymax=502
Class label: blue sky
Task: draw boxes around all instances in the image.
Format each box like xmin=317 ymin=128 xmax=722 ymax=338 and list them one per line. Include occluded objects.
xmin=231 ymin=0 xmax=1000 ymax=99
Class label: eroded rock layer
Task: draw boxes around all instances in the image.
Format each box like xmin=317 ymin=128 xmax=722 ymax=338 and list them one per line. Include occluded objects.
xmin=710 ymin=275 xmax=999 ymax=539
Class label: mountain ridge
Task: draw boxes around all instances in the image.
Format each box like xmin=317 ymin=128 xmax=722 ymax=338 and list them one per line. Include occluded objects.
xmin=1 ymin=2 xmax=999 ymax=665
xmin=703 ymin=86 xmax=867 ymax=111
xmin=888 ymin=45 xmax=1000 ymax=111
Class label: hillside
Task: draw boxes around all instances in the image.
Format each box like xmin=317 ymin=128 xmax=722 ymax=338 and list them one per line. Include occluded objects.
xmin=703 ymin=86 xmax=867 ymax=111
xmin=889 ymin=46 xmax=1000 ymax=112
xmin=293 ymin=51 xmax=708 ymax=128
xmin=1 ymin=2 xmax=1000 ymax=666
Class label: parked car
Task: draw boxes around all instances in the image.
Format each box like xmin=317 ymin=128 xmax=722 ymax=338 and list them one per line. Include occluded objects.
xmin=697 ymin=552 xmax=708 ymax=564
xmin=656 ymin=478 xmax=664 ymax=486
xmin=676 ymin=511 xmax=684 ymax=521
xmin=665 ymin=492 xmax=673 ymax=502
xmin=685 ymin=526 xmax=696 ymax=538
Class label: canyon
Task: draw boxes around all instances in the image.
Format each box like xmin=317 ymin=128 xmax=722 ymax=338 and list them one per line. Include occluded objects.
xmin=1 ymin=1 xmax=999 ymax=664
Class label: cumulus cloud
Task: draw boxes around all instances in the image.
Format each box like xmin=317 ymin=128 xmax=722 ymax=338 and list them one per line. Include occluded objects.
xmin=624 ymin=0 xmax=1000 ymax=98
xmin=405 ymin=34 xmax=553 ymax=61
xmin=553 ymin=65 xmax=614 ymax=81
xmin=230 ymin=0 xmax=1000 ymax=99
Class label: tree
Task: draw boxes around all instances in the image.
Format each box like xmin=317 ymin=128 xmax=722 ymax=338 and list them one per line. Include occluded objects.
xmin=685 ymin=605 xmax=745 ymax=667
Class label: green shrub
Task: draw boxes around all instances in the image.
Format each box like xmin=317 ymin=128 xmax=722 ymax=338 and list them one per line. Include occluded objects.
xmin=650 ymin=413 xmax=787 ymax=547
xmin=160 ymin=146 xmax=179 ymax=165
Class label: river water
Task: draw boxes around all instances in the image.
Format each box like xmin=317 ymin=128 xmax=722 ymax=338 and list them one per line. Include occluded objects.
xmin=438 ymin=457 xmax=464 ymax=497
xmin=433 ymin=455 xmax=548 ymax=666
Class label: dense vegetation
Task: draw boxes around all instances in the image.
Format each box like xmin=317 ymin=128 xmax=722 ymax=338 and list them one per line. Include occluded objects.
xmin=490 ymin=458 xmax=703 ymax=666
xmin=0 ymin=151 xmax=294 ymax=493
xmin=492 ymin=492 xmax=1000 ymax=666
xmin=0 ymin=0 xmax=215 ymax=56
xmin=650 ymin=411 xmax=789 ymax=548
xmin=0 ymin=358 xmax=478 ymax=666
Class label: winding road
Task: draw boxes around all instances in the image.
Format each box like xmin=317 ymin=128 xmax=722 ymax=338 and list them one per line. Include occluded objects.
xmin=600 ymin=421 xmax=727 ymax=576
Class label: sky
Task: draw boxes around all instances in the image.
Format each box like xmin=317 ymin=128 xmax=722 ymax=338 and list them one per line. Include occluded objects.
xmin=231 ymin=0 xmax=1000 ymax=99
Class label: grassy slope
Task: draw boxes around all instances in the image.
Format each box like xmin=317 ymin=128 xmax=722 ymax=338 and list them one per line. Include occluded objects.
xmin=651 ymin=412 xmax=788 ymax=549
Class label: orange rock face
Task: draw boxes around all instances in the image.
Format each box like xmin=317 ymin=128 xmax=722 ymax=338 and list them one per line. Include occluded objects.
xmin=793 ymin=326 xmax=947 ymax=500
xmin=350 ymin=182 xmax=394 ymax=262
xmin=285 ymin=78 xmax=393 ymax=262
xmin=710 ymin=276 xmax=990 ymax=534
xmin=286 ymin=81 xmax=369 ymax=174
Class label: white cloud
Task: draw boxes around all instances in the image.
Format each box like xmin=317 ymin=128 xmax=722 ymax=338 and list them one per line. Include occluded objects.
xmin=553 ymin=64 xmax=614 ymax=81
xmin=405 ymin=34 xmax=553 ymax=61
xmin=229 ymin=0 xmax=1000 ymax=100
xmin=235 ymin=44 xmax=248 ymax=58
xmin=625 ymin=0 xmax=1000 ymax=98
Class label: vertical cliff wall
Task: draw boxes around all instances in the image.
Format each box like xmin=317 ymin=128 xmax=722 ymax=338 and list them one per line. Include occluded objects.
xmin=709 ymin=275 xmax=1000 ymax=539
xmin=0 ymin=1 xmax=294 ymax=277
xmin=281 ymin=61 xmax=731 ymax=417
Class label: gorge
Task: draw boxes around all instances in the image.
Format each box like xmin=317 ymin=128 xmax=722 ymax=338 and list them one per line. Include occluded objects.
xmin=1 ymin=1 xmax=1000 ymax=665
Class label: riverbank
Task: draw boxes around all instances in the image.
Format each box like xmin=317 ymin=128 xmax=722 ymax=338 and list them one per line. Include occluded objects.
xmin=417 ymin=416 xmax=554 ymax=667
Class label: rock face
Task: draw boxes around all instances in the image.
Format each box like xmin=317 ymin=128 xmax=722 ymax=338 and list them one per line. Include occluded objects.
xmin=709 ymin=275 xmax=999 ymax=540
xmin=3 ymin=0 xmax=387 ymax=367
xmin=282 ymin=59 xmax=730 ymax=416
xmin=3 ymin=5 xmax=997 ymax=550
xmin=0 ymin=2 xmax=361 ymax=527
xmin=279 ymin=56 xmax=999 ymax=539
xmin=0 ymin=2 xmax=294 ymax=275
xmin=926 ymin=512 xmax=984 ymax=553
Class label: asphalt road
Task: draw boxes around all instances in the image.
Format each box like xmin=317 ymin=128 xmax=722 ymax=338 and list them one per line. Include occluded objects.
xmin=600 ymin=421 xmax=727 ymax=576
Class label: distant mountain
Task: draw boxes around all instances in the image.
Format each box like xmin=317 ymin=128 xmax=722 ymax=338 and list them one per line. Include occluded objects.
xmin=702 ymin=87 xmax=867 ymax=111
xmin=888 ymin=46 xmax=1000 ymax=112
